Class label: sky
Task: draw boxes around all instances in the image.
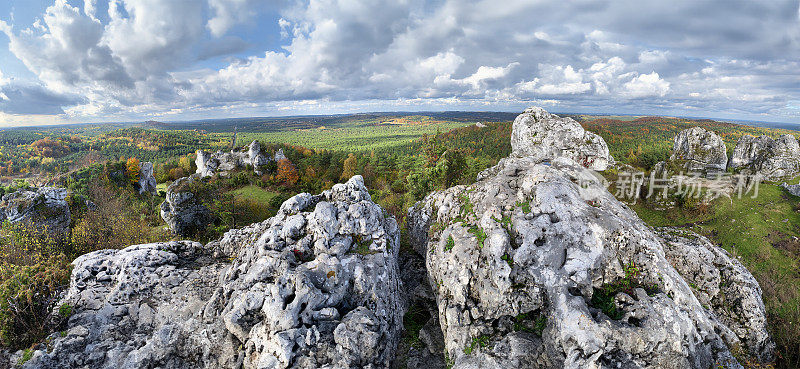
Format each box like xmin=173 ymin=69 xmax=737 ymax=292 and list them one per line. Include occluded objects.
xmin=0 ymin=0 xmax=798 ymax=126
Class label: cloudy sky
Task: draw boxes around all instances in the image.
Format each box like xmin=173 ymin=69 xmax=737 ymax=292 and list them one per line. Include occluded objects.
xmin=0 ymin=0 xmax=798 ymax=126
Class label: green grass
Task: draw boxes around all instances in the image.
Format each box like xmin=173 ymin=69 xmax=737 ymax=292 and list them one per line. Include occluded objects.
xmin=228 ymin=185 xmax=280 ymax=204
xmin=463 ymin=334 xmax=491 ymax=355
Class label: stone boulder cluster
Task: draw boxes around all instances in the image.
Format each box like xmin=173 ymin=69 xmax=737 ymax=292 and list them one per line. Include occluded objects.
xmin=656 ymin=126 xmax=800 ymax=181
xmin=730 ymin=134 xmax=800 ymax=181
xmin=12 ymin=108 xmax=776 ymax=368
xmin=20 ymin=176 xmax=404 ymax=369
xmin=0 ymin=186 xmax=71 ymax=235
xmin=196 ymin=140 xmax=284 ymax=177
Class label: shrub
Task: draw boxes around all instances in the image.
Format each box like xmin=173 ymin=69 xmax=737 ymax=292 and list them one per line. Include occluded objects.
xmin=0 ymin=258 xmax=72 ymax=349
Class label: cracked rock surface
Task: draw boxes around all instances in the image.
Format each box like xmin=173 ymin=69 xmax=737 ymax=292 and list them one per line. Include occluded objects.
xmin=670 ymin=127 xmax=728 ymax=173
xmin=408 ymin=107 xmax=773 ymax=369
xmin=196 ymin=140 xmax=278 ymax=177
xmin=0 ymin=186 xmax=71 ymax=236
xmin=509 ymin=107 xmax=613 ymax=171
xmin=23 ymin=176 xmax=404 ymax=369
xmin=730 ymin=134 xmax=800 ymax=181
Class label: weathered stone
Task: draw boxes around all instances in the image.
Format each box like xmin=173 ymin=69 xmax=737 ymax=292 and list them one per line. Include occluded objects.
xmin=670 ymin=127 xmax=728 ymax=173
xmin=22 ymin=176 xmax=404 ymax=369
xmin=0 ymin=186 xmax=71 ymax=235
xmin=137 ymin=161 xmax=157 ymax=194
xmin=658 ymin=227 xmax=773 ymax=362
xmin=408 ymin=109 xmax=772 ymax=368
xmin=510 ymin=107 xmax=613 ymax=171
xmin=195 ymin=140 xmax=274 ymax=178
xmin=730 ymin=134 xmax=800 ymax=181
xmin=159 ymin=176 xmax=213 ymax=236
xmin=782 ymin=182 xmax=800 ymax=197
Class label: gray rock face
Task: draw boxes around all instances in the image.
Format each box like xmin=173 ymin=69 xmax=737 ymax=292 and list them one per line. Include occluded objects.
xmin=658 ymin=227 xmax=773 ymax=362
xmin=783 ymin=183 xmax=800 ymax=197
xmin=196 ymin=140 xmax=273 ymax=177
xmin=510 ymin=107 xmax=613 ymax=171
xmin=730 ymin=134 xmax=800 ymax=181
xmin=670 ymin=127 xmax=728 ymax=173
xmin=23 ymin=176 xmax=404 ymax=369
xmin=408 ymin=156 xmax=771 ymax=368
xmin=159 ymin=176 xmax=213 ymax=236
xmin=0 ymin=187 xmax=71 ymax=235
xmin=137 ymin=161 xmax=157 ymax=194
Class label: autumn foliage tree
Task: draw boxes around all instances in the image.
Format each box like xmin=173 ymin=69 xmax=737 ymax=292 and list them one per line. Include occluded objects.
xmin=126 ymin=157 xmax=141 ymax=183
xmin=341 ymin=153 xmax=358 ymax=180
xmin=276 ymin=158 xmax=299 ymax=185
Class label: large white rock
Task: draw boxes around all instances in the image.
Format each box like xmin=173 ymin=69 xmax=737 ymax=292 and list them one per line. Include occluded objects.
xmin=0 ymin=186 xmax=71 ymax=235
xmin=730 ymin=134 xmax=800 ymax=181
xmin=137 ymin=161 xmax=157 ymax=194
xmin=22 ymin=176 xmax=404 ymax=369
xmin=510 ymin=107 xmax=613 ymax=171
xmin=670 ymin=127 xmax=728 ymax=173
xmin=408 ymin=157 xmax=772 ymax=368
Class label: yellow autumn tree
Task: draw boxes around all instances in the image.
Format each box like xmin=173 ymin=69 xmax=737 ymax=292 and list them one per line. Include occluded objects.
xmin=126 ymin=157 xmax=141 ymax=183
xmin=341 ymin=153 xmax=358 ymax=180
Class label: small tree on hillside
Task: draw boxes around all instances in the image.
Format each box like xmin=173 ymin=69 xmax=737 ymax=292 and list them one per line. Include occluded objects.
xmin=341 ymin=153 xmax=358 ymax=180
xmin=126 ymin=157 xmax=141 ymax=183
xmin=276 ymin=158 xmax=299 ymax=186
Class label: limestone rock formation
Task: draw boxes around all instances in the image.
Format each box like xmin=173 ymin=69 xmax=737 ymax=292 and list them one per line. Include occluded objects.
xmin=730 ymin=134 xmax=800 ymax=181
xmin=159 ymin=176 xmax=213 ymax=236
xmin=407 ymin=108 xmax=772 ymax=368
xmin=22 ymin=176 xmax=404 ymax=369
xmin=782 ymin=183 xmax=800 ymax=197
xmin=510 ymin=107 xmax=613 ymax=171
xmin=137 ymin=161 xmax=157 ymax=194
xmin=196 ymin=140 xmax=273 ymax=177
xmin=670 ymin=127 xmax=728 ymax=173
xmin=658 ymin=228 xmax=773 ymax=362
xmin=0 ymin=186 xmax=71 ymax=235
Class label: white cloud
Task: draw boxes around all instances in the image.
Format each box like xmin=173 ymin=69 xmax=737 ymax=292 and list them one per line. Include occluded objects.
xmin=623 ymin=72 xmax=670 ymax=98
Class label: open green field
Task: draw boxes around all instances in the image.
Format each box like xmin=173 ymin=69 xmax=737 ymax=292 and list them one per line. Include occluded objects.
xmin=229 ymin=185 xmax=280 ymax=204
xmin=235 ymin=118 xmax=474 ymax=152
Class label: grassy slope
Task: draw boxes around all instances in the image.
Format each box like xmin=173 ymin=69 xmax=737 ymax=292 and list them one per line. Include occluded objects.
xmin=229 ymin=185 xmax=280 ymax=204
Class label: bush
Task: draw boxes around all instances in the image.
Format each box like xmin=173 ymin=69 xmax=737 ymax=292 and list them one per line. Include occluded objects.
xmin=0 ymin=258 xmax=71 ymax=349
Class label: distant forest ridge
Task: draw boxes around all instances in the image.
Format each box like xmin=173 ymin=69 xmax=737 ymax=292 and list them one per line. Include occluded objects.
xmin=2 ymin=110 xmax=798 ymax=132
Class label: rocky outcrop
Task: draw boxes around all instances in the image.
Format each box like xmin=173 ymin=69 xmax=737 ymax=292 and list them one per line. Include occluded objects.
xmin=658 ymin=228 xmax=773 ymax=362
xmin=670 ymin=127 xmax=728 ymax=173
xmin=137 ymin=161 xmax=157 ymax=194
xmin=0 ymin=187 xmax=70 ymax=235
xmin=730 ymin=134 xmax=800 ymax=181
xmin=510 ymin=107 xmax=613 ymax=171
xmin=22 ymin=176 xmax=404 ymax=369
xmin=407 ymin=108 xmax=772 ymax=368
xmin=783 ymin=183 xmax=800 ymax=197
xmin=196 ymin=140 xmax=274 ymax=177
xmin=159 ymin=176 xmax=213 ymax=236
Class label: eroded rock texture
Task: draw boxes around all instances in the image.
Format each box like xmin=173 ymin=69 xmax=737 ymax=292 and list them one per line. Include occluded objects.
xmin=782 ymin=182 xmax=800 ymax=197
xmin=670 ymin=127 xmax=728 ymax=173
xmin=408 ymin=108 xmax=772 ymax=369
xmin=159 ymin=176 xmax=213 ymax=236
xmin=0 ymin=186 xmax=71 ymax=235
xmin=730 ymin=134 xmax=800 ymax=181
xmin=510 ymin=107 xmax=613 ymax=171
xmin=137 ymin=161 xmax=157 ymax=194
xmin=23 ymin=176 xmax=404 ymax=369
xmin=196 ymin=140 xmax=276 ymax=177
